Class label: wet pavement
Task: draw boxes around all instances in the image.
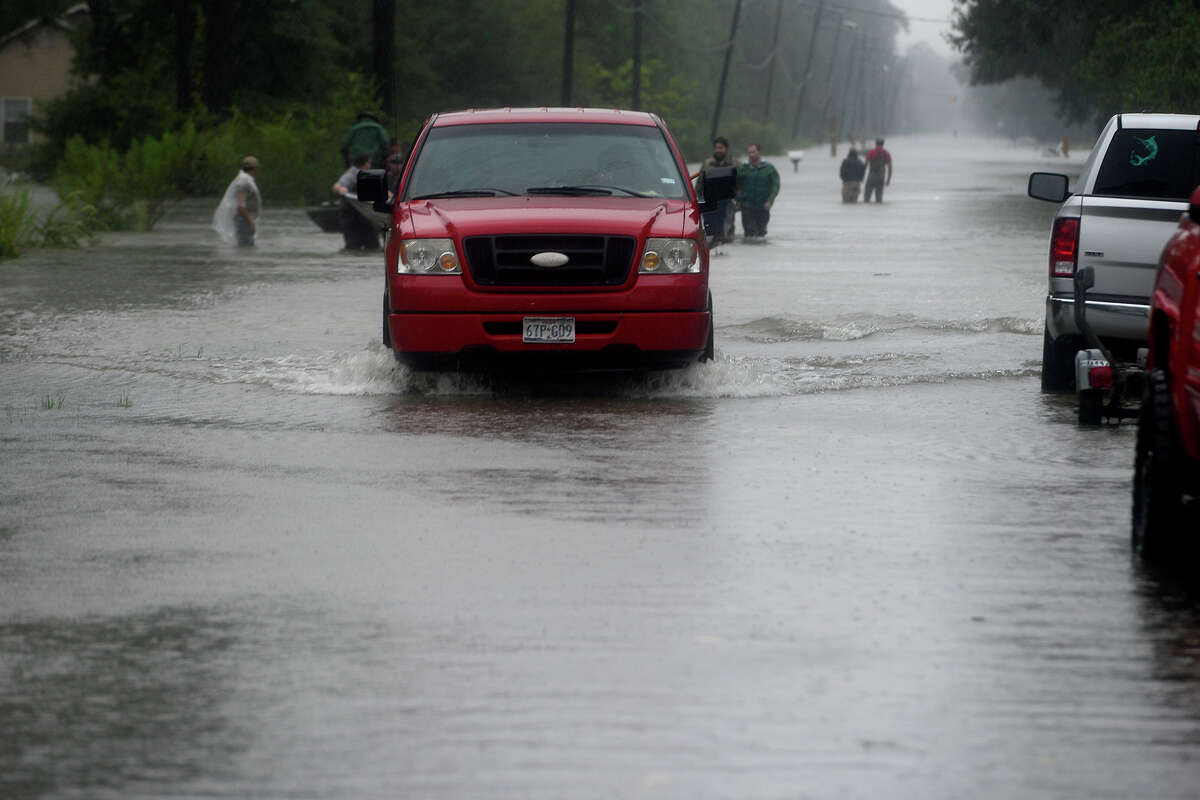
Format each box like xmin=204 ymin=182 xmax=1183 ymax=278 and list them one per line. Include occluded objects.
xmin=2 ymin=135 xmax=1199 ymax=798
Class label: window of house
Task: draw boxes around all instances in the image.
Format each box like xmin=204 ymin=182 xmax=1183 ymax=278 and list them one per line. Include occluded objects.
xmin=3 ymin=98 xmax=32 ymax=144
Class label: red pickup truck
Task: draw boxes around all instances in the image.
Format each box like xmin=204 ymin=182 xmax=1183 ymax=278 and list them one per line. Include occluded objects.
xmin=357 ymin=108 xmax=735 ymax=371
xmin=1132 ymin=186 xmax=1200 ymax=556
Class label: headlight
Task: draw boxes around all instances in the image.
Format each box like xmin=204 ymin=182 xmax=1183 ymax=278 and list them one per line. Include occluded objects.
xmin=639 ymin=238 xmax=698 ymax=274
xmin=399 ymin=238 xmax=460 ymax=274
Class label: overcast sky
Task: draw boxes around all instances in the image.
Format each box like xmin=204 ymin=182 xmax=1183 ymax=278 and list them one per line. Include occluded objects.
xmin=891 ymin=0 xmax=957 ymax=59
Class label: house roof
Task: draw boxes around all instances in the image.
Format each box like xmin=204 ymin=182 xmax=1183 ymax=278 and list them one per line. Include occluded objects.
xmin=0 ymin=3 xmax=89 ymax=51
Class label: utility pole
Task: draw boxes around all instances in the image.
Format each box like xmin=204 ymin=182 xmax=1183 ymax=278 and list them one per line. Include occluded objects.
xmin=562 ymin=0 xmax=576 ymax=106
xmin=632 ymin=0 xmax=643 ymax=110
xmin=372 ymin=0 xmax=396 ymax=118
xmin=883 ymin=57 xmax=908 ymax=134
xmin=818 ymin=18 xmax=853 ymax=147
xmin=834 ymin=28 xmax=863 ymax=148
xmin=846 ymin=39 xmax=870 ymax=139
xmin=710 ymin=0 xmax=742 ymax=142
xmin=762 ymin=0 xmax=784 ymax=124
xmin=790 ymin=0 xmax=824 ymax=140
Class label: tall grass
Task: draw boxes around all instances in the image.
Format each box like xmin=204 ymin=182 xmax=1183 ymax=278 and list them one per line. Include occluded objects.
xmin=0 ymin=186 xmax=98 ymax=260
xmin=0 ymin=189 xmax=38 ymax=259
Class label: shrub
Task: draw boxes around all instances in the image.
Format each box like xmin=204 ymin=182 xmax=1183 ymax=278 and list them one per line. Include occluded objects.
xmin=37 ymin=191 xmax=99 ymax=249
xmin=53 ymin=123 xmax=208 ymax=231
xmin=54 ymin=137 xmax=131 ymax=229
xmin=0 ymin=186 xmax=97 ymax=259
xmin=0 ymin=189 xmax=38 ymax=259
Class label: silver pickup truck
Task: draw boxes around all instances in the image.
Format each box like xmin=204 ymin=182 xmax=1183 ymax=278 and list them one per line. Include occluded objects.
xmin=1029 ymin=113 xmax=1200 ymax=413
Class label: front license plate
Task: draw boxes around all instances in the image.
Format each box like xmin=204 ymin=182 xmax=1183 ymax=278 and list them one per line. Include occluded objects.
xmin=523 ymin=317 xmax=575 ymax=343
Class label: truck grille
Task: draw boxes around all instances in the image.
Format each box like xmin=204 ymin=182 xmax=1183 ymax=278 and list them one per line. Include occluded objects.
xmin=463 ymin=235 xmax=636 ymax=287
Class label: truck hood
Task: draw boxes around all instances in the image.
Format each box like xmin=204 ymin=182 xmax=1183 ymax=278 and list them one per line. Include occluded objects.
xmin=402 ymin=196 xmax=691 ymax=240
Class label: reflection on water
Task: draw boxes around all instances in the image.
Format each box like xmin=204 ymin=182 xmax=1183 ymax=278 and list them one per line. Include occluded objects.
xmin=0 ymin=607 xmax=249 ymax=798
xmin=381 ymin=394 xmax=717 ymax=527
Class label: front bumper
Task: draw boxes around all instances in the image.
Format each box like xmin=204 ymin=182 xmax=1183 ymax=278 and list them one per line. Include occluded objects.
xmin=388 ymin=310 xmax=711 ymax=370
xmin=1045 ymin=294 xmax=1150 ymax=343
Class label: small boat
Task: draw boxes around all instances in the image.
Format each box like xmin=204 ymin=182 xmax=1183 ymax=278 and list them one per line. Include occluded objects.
xmin=305 ymin=203 xmax=341 ymax=233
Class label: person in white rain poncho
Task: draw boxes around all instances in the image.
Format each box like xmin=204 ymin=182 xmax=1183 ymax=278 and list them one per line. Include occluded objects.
xmin=212 ymin=156 xmax=261 ymax=245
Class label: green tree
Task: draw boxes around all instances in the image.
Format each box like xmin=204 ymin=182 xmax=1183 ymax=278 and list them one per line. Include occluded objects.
xmin=950 ymin=0 xmax=1200 ymax=124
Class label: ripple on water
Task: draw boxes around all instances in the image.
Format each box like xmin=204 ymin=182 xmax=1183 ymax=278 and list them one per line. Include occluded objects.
xmin=725 ymin=313 xmax=1041 ymax=343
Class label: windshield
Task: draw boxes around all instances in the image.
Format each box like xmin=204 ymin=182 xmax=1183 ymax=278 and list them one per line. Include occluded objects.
xmin=1093 ymin=128 xmax=1200 ymax=200
xmin=403 ymin=122 xmax=689 ymax=200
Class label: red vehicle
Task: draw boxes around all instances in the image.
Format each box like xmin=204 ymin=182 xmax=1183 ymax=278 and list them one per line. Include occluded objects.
xmin=356 ymin=108 xmax=735 ymax=371
xmin=1132 ymin=186 xmax=1200 ymax=556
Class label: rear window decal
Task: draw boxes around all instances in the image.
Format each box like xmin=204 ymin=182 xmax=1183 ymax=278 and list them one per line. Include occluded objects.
xmin=1130 ymin=135 xmax=1159 ymax=167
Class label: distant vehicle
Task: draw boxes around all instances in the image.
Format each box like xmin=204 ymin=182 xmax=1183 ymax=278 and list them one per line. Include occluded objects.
xmin=1131 ymin=185 xmax=1200 ymax=557
xmin=1028 ymin=113 xmax=1200 ymax=424
xmin=356 ymin=108 xmax=735 ymax=371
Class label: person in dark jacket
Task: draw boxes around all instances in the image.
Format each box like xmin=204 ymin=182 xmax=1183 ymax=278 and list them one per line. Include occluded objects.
xmin=339 ymin=111 xmax=390 ymax=169
xmin=839 ymin=148 xmax=866 ymax=203
xmin=736 ymin=143 xmax=780 ymax=238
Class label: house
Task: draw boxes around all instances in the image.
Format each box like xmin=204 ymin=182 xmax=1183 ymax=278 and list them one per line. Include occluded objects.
xmin=0 ymin=4 xmax=89 ymax=145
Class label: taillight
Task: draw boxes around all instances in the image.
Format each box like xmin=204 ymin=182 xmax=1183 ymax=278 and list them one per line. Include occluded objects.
xmin=1050 ymin=217 xmax=1079 ymax=277
xmin=1089 ymin=365 xmax=1113 ymax=389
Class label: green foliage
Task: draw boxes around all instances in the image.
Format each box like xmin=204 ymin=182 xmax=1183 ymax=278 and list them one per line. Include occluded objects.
xmin=53 ymin=130 xmax=186 ymax=231
xmin=951 ymin=0 xmax=1200 ymax=124
xmin=194 ymin=94 xmax=374 ymax=205
xmin=0 ymin=186 xmax=100 ymax=259
xmin=48 ymin=84 xmax=378 ymax=220
xmin=54 ymin=138 xmax=135 ymax=230
xmin=0 ymin=189 xmax=38 ymax=260
xmin=37 ymin=192 xmax=100 ymax=249
xmin=1075 ymin=2 xmax=1200 ymax=116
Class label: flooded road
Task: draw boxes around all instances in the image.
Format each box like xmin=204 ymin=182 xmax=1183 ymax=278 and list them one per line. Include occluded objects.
xmin=3 ymin=136 xmax=1199 ymax=798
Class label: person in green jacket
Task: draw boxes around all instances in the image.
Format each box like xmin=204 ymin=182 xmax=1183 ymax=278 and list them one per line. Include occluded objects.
xmin=339 ymin=111 xmax=390 ymax=168
xmin=736 ymin=143 xmax=780 ymax=238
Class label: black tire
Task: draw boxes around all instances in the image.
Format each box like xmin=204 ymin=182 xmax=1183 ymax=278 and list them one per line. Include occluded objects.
xmin=1078 ymin=388 xmax=1104 ymax=425
xmin=381 ymin=292 xmax=391 ymax=348
xmin=1041 ymin=325 xmax=1077 ymax=393
xmin=701 ymin=294 xmax=714 ymax=362
xmin=1132 ymin=369 xmax=1181 ymax=559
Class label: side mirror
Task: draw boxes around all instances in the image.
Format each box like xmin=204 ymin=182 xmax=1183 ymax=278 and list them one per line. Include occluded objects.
xmin=356 ymin=169 xmax=391 ymax=211
xmin=698 ymin=165 xmax=736 ymax=212
xmin=1190 ymin=185 xmax=1200 ymax=224
xmin=1028 ymin=172 xmax=1070 ymax=203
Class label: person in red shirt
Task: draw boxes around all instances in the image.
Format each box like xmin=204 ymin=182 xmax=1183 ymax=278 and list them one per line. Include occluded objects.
xmin=863 ymin=138 xmax=892 ymax=203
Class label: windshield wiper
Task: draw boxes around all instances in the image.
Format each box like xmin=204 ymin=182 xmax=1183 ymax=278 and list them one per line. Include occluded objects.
xmin=527 ymin=185 xmax=613 ymax=196
xmin=410 ymin=188 xmax=518 ymax=200
xmin=526 ymin=184 xmax=654 ymax=197
xmin=570 ymin=184 xmax=654 ymax=197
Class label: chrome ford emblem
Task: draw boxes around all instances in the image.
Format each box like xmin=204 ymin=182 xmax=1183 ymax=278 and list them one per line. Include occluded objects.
xmin=530 ymin=251 xmax=570 ymax=267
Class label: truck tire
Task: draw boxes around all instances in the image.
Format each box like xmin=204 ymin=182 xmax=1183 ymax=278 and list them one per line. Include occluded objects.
xmin=1131 ymin=369 xmax=1181 ymax=559
xmin=1041 ymin=325 xmax=1077 ymax=393
xmin=1078 ymin=388 xmax=1103 ymax=425
xmin=702 ymin=295 xmax=714 ymax=362
xmin=381 ymin=292 xmax=391 ymax=348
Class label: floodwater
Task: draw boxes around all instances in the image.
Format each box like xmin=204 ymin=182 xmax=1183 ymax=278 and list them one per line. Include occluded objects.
xmin=2 ymin=135 xmax=1199 ymax=799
